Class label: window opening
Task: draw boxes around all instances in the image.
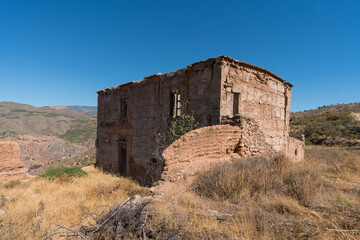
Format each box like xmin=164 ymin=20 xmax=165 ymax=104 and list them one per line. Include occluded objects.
xmin=170 ymin=91 xmax=181 ymax=117
xmin=233 ymin=93 xmax=240 ymax=115
xmin=120 ymin=98 xmax=127 ymax=118
xmin=225 ymin=92 xmax=233 ymax=116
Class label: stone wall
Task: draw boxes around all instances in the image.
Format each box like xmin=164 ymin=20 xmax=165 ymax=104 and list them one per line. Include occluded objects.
xmin=287 ymin=137 xmax=305 ymax=163
xmin=218 ymin=57 xmax=292 ymax=152
xmin=97 ymin=59 xmax=223 ymax=184
xmin=0 ymin=141 xmax=27 ymax=179
xmin=161 ymin=118 xmax=272 ymax=182
xmin=161 ymin=119 xmax=303 ymax=182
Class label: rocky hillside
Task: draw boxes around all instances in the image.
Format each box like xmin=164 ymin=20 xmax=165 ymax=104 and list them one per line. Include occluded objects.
xmin=0 ymin=102 xmax=96 ymax=142
xmin=0 ymin=102 xmax=97 ymax=173
xmin=66 ymin=105 xmax=97 ymax=115
xmin=290 ymin=103 xmax=360 ymax=146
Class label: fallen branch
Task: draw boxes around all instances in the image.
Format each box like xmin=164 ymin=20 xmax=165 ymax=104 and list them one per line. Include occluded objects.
xmin=94 ymin=196 xmax=136 ymax=232
xmin=44 ymin=224 xmax=88 ymax=240
xmin=325 ymin=228 xmax=360 ymax=233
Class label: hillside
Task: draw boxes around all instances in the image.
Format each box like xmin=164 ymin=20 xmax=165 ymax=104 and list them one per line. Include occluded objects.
xmin=0 ymin=102 xmax=96 ymax=142
xmin=66 ymin=105 xmax=97 ymax=115
xmin=290 ymin=103 xmax=360 ymax=146
xmin=0 ymin=102 xmax=97 ymax=172
xmin=292 ymin=103 xmax=360 ymax=117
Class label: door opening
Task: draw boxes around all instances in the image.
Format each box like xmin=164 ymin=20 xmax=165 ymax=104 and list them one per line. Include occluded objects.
xmin=119 ymin=145 xmax=127 ymax=176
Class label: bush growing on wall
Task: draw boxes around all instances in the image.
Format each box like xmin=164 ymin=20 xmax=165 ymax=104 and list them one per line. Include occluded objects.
xmin=152 ymin=95 xmax=198 ymax=164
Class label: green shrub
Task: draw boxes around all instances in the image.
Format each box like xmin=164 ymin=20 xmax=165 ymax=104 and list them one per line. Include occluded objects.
xmin=324 ymin=124 xmax=340 ymax=139
xmin=326 ymin=115 xmax=339 ymax=121
xmin=291 ymin=111 xmax=360 ymax=146
xmin=40 ymin=167 xmax=87 ymax=180
xmin=29 ymin=164 xmax=42 ymax=170
xmin=168 ymin=114 xmax=198 ymax=143
xmin=304 ymin=124 xmax=318 ymax=138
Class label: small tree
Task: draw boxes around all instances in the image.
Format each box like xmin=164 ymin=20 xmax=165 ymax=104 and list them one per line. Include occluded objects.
xmin=168 ymin=113 xmax=198 ymax=142
xmin=152 ymin=97 xmax=198 ymax=164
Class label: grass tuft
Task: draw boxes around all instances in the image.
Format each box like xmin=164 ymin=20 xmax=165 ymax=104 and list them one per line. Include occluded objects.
xmin=40 ymin=166 xmax=87 ymax=180
xmin=3 ymin=180 xmax=21 ymax=189
xmin=192 ymin=154 xmax=322 ymax=207
xmin=29 ymin=164 xmax=42 ymax=170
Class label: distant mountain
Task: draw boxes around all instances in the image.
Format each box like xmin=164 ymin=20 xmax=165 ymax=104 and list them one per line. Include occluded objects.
xmin=0 ymin=102 xmax=97 ymax=172
xmin=0 ymin=102 xmax=96 ymax=142
xmin=66 ymin=105 xmax=97 ymax=115
xmin=290 ymin=103 xmax=360 ymax=146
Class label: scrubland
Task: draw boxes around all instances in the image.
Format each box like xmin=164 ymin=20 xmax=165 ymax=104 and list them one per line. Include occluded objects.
xmin=150 ymin=146 xmax=360 ymax=239
xmin=1 ymin=146 xmax=359 ymax=239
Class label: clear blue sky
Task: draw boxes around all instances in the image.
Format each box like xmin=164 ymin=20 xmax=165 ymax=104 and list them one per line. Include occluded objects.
xmin=0 ymin=0 xmax=359 ymax=112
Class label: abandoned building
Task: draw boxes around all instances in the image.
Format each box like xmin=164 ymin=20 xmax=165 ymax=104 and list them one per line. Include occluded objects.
xmin=96 ymin=56 xmax=304 ymax=184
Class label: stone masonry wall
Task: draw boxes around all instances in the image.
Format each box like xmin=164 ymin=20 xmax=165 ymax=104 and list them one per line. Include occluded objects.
xmin=161 ymin=118 xmax=271 ymax=182
xmin=287 ymin=137 xmax=305 ymax=163
xmin=161 ymin=117 xmax=303 ymax=182
xmin=97 ymin=59 xmax=223 ymax=184
xmin=219 ymin=57 xmax=292 ymax=152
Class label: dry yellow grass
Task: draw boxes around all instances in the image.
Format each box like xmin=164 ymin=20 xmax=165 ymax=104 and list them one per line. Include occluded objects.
xmin=148 ymin=147 xmax=360 ymax=239
xmin=1 ymin=146 xmax=359 ymax=239
xmin=0 ymin=166 xmax=149 ymax=239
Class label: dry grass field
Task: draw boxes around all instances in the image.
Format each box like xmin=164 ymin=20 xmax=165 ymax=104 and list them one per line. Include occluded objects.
xmin=149 ymin=146 xmax=360 ymax=239
xmin=0 ymin=167 xmax=149 ymax=239
xmin=1 ymin=146 xmax=359 ymax=239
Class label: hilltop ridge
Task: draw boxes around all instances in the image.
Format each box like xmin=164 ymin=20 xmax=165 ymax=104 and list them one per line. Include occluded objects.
xmin=291 ymin=102 xmax=360 ymax=146
xmin=293 ymin=102 xmax=360 ymax=116
xmin=66 ymin=105 xmax=97 ymax=115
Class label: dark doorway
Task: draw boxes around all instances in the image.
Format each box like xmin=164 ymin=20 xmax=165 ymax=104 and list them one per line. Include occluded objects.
xmin=119 ymin=145 xmax=127 ymax=176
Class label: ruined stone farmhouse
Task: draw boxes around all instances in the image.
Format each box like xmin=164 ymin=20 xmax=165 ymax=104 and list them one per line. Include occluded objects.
xmin=96 ymin=56 xmax=304 ymax=184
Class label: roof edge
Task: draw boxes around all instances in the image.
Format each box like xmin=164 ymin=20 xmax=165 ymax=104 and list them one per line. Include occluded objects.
xmin=215 ymin=55 xmax=286 ymax=83
xmin=98 ymin=55 xmax=292 ymax=93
